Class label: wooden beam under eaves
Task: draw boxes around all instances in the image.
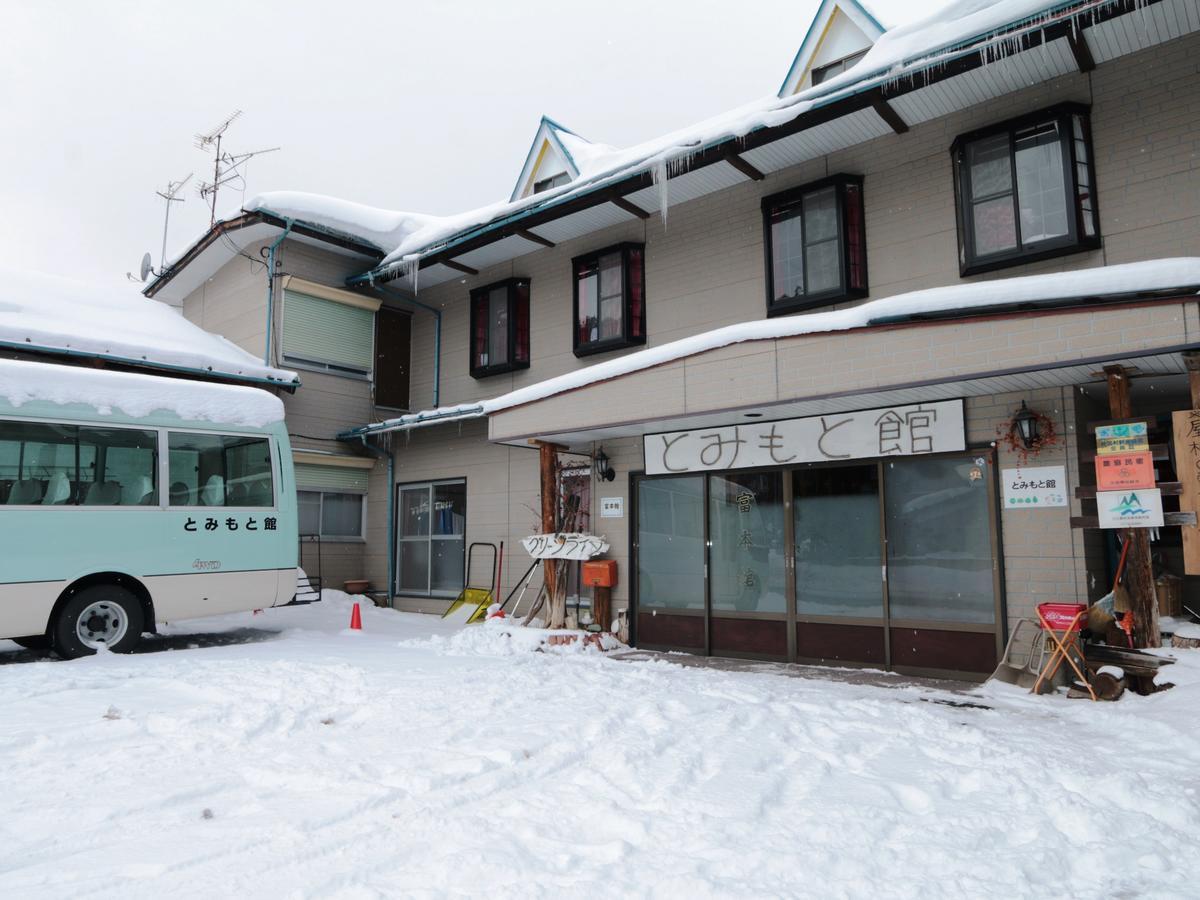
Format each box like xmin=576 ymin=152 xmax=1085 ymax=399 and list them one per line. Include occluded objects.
xmin=442 ymin=259 xmax=479 ymax=276
xmin=517 ymin=229 xmax=555 ymax=249
xmin=869 ymin=90 xmax=908 ymax=135
xmin=611 ymin=196 xmax=651 ymax=220
xmin=725 ymin=152 xmax=765 ymax=181
xmin=1067 ymin=30 xmax=1096 ymax=73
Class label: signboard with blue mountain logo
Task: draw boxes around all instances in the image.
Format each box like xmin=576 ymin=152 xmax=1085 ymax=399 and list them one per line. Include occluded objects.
xmin=1096 ymin=488 xmax=1164 ymax=528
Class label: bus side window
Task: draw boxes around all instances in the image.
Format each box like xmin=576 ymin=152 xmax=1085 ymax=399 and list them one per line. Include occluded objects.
xmin=76 ymin=427 xmax=158 ymax=506
xmin=167 ymin=432 xmax=275 ymax=508
xmin=1 ymin=419 xmax=78 ymax=505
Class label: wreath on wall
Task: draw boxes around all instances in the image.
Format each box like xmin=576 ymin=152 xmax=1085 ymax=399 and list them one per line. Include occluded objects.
xmin=996 ymin=406 xmax=1060 ymax=464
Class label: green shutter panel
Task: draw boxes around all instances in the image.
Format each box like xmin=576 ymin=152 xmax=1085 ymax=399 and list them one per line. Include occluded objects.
xmin=282 ymin=291 xmax=375 ymax=371
xmin=294 ymin=463 xmax=370 ymax=493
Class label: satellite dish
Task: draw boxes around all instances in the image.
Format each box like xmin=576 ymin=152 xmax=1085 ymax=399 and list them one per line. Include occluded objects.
xmin=139 ymin=252 xmax=153 ymax=282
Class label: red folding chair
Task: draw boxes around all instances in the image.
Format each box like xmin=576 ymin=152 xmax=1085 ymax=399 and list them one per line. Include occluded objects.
xmin=1032 ymin=602 xmax=1097 ymax=701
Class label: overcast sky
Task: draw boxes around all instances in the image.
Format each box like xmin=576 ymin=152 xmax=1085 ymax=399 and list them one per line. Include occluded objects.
xmin=0 ymin=0 xmax=946 ymax=289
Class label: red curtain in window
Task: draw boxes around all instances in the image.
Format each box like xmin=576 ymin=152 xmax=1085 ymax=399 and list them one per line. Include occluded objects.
xmin=471 ymin=292 xmax=487 ymax=369
xmin=514 ymin=282 xmax=530 ymax=363
xmin=844 ymin=183 xmax=866 ymax=291
xmin=627 ymin=246 xmax=644 ymax=338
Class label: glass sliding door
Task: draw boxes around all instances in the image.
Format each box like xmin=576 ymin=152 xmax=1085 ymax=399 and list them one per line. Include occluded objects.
xmin=636 ymin=476 xmax=705 ymax=650
xmin=708 ymin=471 xmax=788 ymax=659
xmin=793 ymin=464 xmax=886 ymax=665
xmin=396 ymin=479 xmax=466 ymax=597
xmin=883 ymin=454 xmax=1000 ymax=674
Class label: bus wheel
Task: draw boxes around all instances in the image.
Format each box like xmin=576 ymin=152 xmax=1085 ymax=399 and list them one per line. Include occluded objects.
xmin=52 ymin=586 xmax=144 ymax=659
xmin=11 ymin=636 xmax=50 ymax=651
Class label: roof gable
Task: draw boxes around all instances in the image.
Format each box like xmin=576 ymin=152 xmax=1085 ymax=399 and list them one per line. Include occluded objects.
xmin=778 ymin=0 xmax=885 ymax=97
xmin=510 ymin=116 xmax=586 ymax=202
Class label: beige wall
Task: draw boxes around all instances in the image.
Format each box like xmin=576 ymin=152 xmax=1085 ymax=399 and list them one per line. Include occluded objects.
xmin=367 ymin=33 xmax=1199 ymax=620
xmin=403 ymin=35 xmax=1200 ymax=420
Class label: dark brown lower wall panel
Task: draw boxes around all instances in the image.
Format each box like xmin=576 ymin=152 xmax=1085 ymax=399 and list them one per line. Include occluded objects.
xmin=889 ymin=627 xmax=997 ymax=674
xmin=711 ymin=618 xmax=787 ymax=658
xmin=796 ymin=622 xmax=885 ymax=665
xmin=637 ymin=611 xmax=704 ymax=650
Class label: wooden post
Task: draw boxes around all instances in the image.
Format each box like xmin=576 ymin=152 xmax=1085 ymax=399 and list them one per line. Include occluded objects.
xmin=536 ymin=441 xmax=569 ymax=629
xmin=1103 ymin=365 xmax=1160 ymax=648
xmin=593 ymin=585 xmax=612 ymax=633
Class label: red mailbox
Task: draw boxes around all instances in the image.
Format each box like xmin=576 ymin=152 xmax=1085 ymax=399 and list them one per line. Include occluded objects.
xmin=582 ymin=559 xmax=617 ymax=588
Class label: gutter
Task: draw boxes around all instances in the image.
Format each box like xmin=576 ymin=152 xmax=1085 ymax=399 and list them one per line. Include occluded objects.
xmin=354 ymin=435 xmax=396 ymax=605
xmin=2 ymin=340 xmax=300 ymax=393
xmin=264 ymin=217 xmax=295 ymax=365
xmin=338 ymin=404 xmax=485 ymax=440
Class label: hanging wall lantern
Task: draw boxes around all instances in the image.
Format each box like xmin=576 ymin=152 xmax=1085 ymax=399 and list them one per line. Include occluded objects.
xmin=1012 ymin=401 xmax=1040 ymax=450
xmin=594 ymin=446 xmax=616 ymax=482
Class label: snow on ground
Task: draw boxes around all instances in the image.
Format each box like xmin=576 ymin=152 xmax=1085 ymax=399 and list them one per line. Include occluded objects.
xmin=1 ymin=593 xmax=1199 ymax=898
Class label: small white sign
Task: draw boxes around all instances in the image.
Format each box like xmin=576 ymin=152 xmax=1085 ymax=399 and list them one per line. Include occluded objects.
xmin=1097 ymin=489 xmax=1164 ymax=529
xmin=600 ymin=496 xmax=624 ymax=518
xmin=1001 ymin=465 xmax=1068 ymax=508
xmin=521 ymin=533 xmax=610 ymax=560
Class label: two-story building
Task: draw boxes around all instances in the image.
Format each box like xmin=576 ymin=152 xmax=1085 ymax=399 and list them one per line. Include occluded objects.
xmin=147 ymin=0 xmax=1200 ymax=679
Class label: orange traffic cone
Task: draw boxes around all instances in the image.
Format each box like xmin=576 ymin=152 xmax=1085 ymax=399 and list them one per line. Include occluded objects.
xmin=349 ymin=602 xmax=362 ymax=631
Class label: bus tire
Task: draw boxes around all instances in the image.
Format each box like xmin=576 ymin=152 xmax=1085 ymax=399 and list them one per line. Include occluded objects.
xmin=52 ymin=585 xmax=144 ymax=660
xmin=11 ymin=636 xmax=51 ymax=651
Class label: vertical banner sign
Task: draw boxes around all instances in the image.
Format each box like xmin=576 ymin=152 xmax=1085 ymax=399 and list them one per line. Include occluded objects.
xmin=1172 ymin=410 xmax=1200 ymax=574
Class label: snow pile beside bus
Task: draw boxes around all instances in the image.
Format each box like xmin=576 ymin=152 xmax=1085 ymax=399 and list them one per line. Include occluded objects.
xmin=0 ymin=358 xmax=284 ymax=427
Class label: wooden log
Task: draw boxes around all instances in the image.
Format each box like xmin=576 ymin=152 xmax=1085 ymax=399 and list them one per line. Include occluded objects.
xmin=1170 ymin=633 xmax=1200 ymax=650
xmin=1091 ymin=671 xmax=1126 ymax=701
xmin=593 ymin=585 xmax=612 ymax=633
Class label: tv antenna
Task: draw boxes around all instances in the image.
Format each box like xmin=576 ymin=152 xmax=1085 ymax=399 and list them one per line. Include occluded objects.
xmin=155 ymin=173 xmax=192 ymax=268
xmin=195 ymin=110 xmax=279 ymax=226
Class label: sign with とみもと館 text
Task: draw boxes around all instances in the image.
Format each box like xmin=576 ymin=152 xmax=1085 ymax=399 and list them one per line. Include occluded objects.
xmin=1001 ymin=466 xmax=1067 ymax=507
xmin=642 ymin=400 xmax=965 ymax=475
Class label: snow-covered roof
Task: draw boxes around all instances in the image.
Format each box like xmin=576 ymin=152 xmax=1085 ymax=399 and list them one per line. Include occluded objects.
xmin=243 ymin=193 xmax=439 ymax=255
xmin=777 ymin=0 xmax=887 ymax=97
xmin=509 ymin=117 xmax=618 ymax=202
xmin=0 ymin=357 xmax=285 ymax=427
xmin=0 ymin=265 xmax=299 ymax=388
xmin=343 ymin=258 xmax=1200 ymax=437
xmin=358 ymin=0 xmax=1109 ymax=276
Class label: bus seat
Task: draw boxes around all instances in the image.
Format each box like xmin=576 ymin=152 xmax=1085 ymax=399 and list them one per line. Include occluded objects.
xmin=83 ymin=481 xmax=122 ymax=505
xmin=42 ymin=472 xmax=72 ymax=505
xmin=228 ymin=482 xmax=249 ymax=506
xmin=139 ymin=489 xmax=156 ymax=505
xmin=243 ymin=479 xmax=273 ymax=506
xmin=121 ymin=475 xmax=153 ymax=506
xmin=200 ymin=475 xmax=225 ymax=506
xmin=7 ymin=480 xmax=43 ymax=505
xmin=169 ymin=481 xmax=191 ymax=504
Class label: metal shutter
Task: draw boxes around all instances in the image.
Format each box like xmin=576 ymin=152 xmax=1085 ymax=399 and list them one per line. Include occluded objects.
xmin=282 ymin=290 xmax=374 ymax=371
xmin=293 ymin=462 xmax=369 ymax=493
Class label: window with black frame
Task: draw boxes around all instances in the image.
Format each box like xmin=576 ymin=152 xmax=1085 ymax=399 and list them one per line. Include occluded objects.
xmin=762 ymin=174 xmax=867 ymax=316
xmin=469 ymin=279 xmax=529 ymax=378
xmin=952 ymin=103 xmax=1099 ymax=275
xmin=572 ymin=243 xmax=645 ymax=356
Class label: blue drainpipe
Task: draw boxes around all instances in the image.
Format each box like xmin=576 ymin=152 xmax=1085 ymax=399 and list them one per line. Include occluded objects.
xmin=264 ymin=218 xmax=295 ymax=365
xmin=358 ymin=435 xmax=396 ymax=605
